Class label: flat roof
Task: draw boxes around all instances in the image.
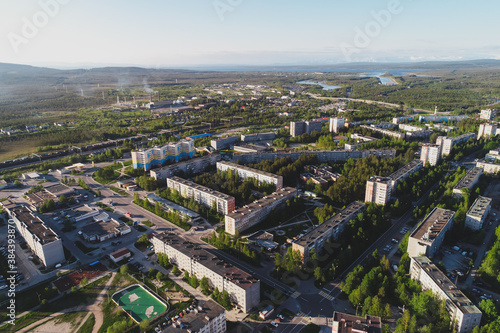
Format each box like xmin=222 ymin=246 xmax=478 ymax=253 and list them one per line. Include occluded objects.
xmin=26 ymin=191 xmax=56 ymax=206
xmin=367 ymin=176 xmax=391 ymax=183
xmin=389 ymin=160 xmax=423 ymax=181
xmin=81 ymin=219 xmax=126 ymax=237
xmin=333 ymin=312 xmax=382 ymax=333
xmin=467 ymin=196 xmax=492 ymax=219
xmin=147 ymin=193 xmax=199 ymax=218
xmin=294 ymin=201 xmax=365 ymax=247
xmin=454 ymin=167 xmax=482 ymax=190
xmin=154 ymin=233 xmax=258 ymax=290
xmin=168 ymin=176 xmax=234 ymax=201
xmin=412 ymin=257 xmax=481 ymax=315
xmin=225 ymin=187 xmax=297 ymax=219
xmin=163 ymin=300 xmax=225 ymax=333
xmin=151 ymin=155 xmax=220 ymax=175
xmin=10 ymin=205 xmax=59 ymax=244
xmin=411 ymin=207 xmax=455 ymax=243
xmin=217 ymin=161 xmax=280 ymax=179
xmin=44 ymin=183 xmax=74 ymax=197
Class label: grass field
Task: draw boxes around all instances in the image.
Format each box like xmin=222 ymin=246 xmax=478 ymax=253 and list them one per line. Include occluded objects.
xmin=112 ymin=284 xmax=167 ymax=323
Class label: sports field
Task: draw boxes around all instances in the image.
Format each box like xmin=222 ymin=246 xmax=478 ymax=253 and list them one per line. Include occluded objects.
xmin=112 ymin=284 xmax=168 ymax=323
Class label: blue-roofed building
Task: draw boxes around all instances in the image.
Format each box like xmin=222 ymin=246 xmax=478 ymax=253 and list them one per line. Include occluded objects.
xmin=186 ymin=133 xmax=212 ymax=140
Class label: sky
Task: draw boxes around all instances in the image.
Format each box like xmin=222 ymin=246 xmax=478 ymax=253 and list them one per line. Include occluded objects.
xmin=0 ymin=0 xmax=499 ymax=69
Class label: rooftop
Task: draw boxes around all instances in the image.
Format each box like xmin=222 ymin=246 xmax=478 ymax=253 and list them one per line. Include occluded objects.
xmin=367 ymin=176 xmax=391 ymax=184
xmin=412 ymin=256 xmax=482 ymax=315
xmin=411 ymin=207 xmax=455 ymax=243
xmin=454 ymin=167 xmax=483 ymax=191
xmin=225 ymin=187 xmax=297 ymax=219
xmin=110 ymin=247 xmax=131 ymax=259
xmin=467 ymin=196 xmax=492 ymax=219
xmin=147 ymin=193 xmax=199 ymax=218
xmin=333 ymin=312 xmax=382 ymax=333
xmin=43 ymin=183 xmax=74 ymax=197
xmin=81 ymin=219 xmax=128 ymax=237
xmin=169 ymin=176 xmax=234 ymax=201
xmin=294 ymin=201 xmax=365 ymax=247
xmin=217 ymin=161 xmax=280 ymax=179
xmin=388 ymin=160 xmax=423 ymax=181
xmin=163 ymin=300 xmax=225 ymax=333
xmin=154 ymin=232 xmax=258 ymax=290
xmin=10 ymin=205 xmax=59 ymax=244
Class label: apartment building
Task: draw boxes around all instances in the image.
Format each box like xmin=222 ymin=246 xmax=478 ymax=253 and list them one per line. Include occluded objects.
xmin=480 ymin=108 xmax=497 ymax=120
xmin=436 ymin=133 xmax=475 ymax=156
xmin=476 ymin=160 xmax=500 ymax=174
xmin=292 ymin=202 xmax=365 ymax=265
xmin=211 ymin=136 xmax=239 ymax=150
xmin=420 ymin=144 xmax=442 ymax=166
xmin=407 ymin=207 xmax=455 ymax=258
xmin=452 ymin=167 xmax=483 ymax=198
xmin=152 ymin=232 xmax=260 ymax=313
xmin=329 ymin=117 xmax=345 ymax=133
xmin=365 ymin=176 xmax=391 ymax=205
xmin=332 ymin=312 xmax=382 ymax=333
xmin=398 ymin=124 xmax=426 ymax=132
xmin=290 ymin=120 xmax=323 ymax=137
xmin=150 ymin=155 xmax=221 ymax=181
xmin=216 ymin=161 xmax=283 ymax=190
xmin=132 ymin=138 xmax=194 ymax=170
xmin=485 ymin=148 xmax=500 ymax=162
xmin=2 ymin=203 xmax=64 ymax=267
xmin=418 ymin=115 xmax=468 ymax=123
xmin=166 ymin=176 xmax=235 ymax=215
xmin=477 ymin=123 xmax=498 ymax=140
xmin=410 ymin=256 xmax=482 ymax=333
xmin=164 ymin=300 xmax=226 ymax=333
xmin=360 ymin=125 xmax=405 ymax=140
xmin=241 ymin=132 xmax=276 ymax=142
xmin=465 ymin=196 xmax=492 ymax=231
xmin=388 ymin=160 xmax=423 ymax=191
xmin=225 ymin=187 xmax=297 ymax=235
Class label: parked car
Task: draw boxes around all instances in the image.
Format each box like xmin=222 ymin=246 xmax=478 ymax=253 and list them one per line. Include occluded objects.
xmin=270 ymin=321 xmax=278 ymax=327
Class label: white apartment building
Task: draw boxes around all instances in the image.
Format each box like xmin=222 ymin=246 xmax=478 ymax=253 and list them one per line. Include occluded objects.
xmin=216 ymin=161 xmax=283 ymax=190
xmin=225 ymin=187 xmax=297 ymax=235
xmin=152 ymin=233 xmax=260 ymax=313
xmin=452 ymin=167 xmax=483 ymax=198
xmin=480 ymin=109 xmax=497 ymax=120
xmin=436 ymin=133 xmax=475 ymax=156
xmin=388 ymin=160 xmax=423 ymax=191
xmin=477 ymin=123 xmax=498 ymax=140
xmin=2 ymin=202 xmax=64 ymax=267
xmin=329 ymin=117 xmax=345 ymax=133
xmin=163 ymin=300 xmax=226 ymax=333
xmin=420 ymin=144 xmax=441 ymax=166
xmin=410 ymin=256 xmax=482 ymax=333
xmin=365 ymin=176 xmax=391 ymax=205
xmin=476 ymin=160 xmax=500 ymax=174
xmin=166 ymin=176 xmax=235 ymax=215
xmin=407 ymin=207 xmax=455 ymax=259
xmin=465 ymin=196 xmax=492 ymax=231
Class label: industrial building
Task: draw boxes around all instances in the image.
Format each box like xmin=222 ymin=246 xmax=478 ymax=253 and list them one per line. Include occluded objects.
xmin=365 ymin=176 xmax=391 ymax=205
xmin=410 ymin=256 xmax=482 ymax=333
xmin=163 ymin=300 xmax=226 ymax=333
xmin=465 ymin=196 xmax=492 ymax=231
xmin=332 ymin=312 xmax=382 ymax=333
xmin=329 ymin=117 xmax=345 ymax=133
xmin=292 ymin=201 xmax=365 ymax=265
xmin=452 ymin=167 xmax=483 ymax=198
xmin=388 ymin=160 xmax=423 ymax=191
xmin=216 ymin=161 xmax=283 ymax=190
xmin=225 ymin=187 xmax=297 ymax=235
xmin=152 ymin=232 xmax=260 ymax=313
xmin=436 ymin=133 xmax=475 ymax=156
xmin=150 ymin=154 xmax=221 ymax=181
xmin=420 ymin=144 xmax=441 ymax=166
xmin=166 ymin=176 xmax=235 ymax=215
xmin=2 ymin=202 xmax=64 ymax=267
xmin=132 ymin=138 xmax=194 ymax=170
xmin=407 ymin=207 xmax=455 ymax=258
xmin=210 ymin=136 xmax=239 ymax=150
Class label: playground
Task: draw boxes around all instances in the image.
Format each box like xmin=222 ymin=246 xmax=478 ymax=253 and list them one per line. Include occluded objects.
xmin=112 ymin=284 xmax=168 ymax=323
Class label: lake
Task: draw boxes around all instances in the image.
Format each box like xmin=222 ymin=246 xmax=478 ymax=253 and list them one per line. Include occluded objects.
xmin=296 ymin=80 xmax=341 ymax=91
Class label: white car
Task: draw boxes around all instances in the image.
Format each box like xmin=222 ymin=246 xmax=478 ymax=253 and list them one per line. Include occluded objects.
xmin=270 ymin=321 xmax=278 ymax=327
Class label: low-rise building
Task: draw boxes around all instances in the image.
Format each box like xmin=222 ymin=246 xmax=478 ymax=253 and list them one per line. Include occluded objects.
xmin=152 ymin=232 xmax=260 ymax=313
xmin=292 ymin=202 xmax=365 ymax=265
xmin=166 ymin=176 xmax=235 ymax=215
xmin=360 ymin=125 xmax=405 ymax=140
xmin=241 ymin=132 xmax=276 ymax=142
xmin=164 ymin=300 xmax=226 ymax=333
xmin=233 ymin=144 xmax=267 ymax=153
xmin=109 ymin=248 xmax=131 ymax=263
xmin=485 ymin=148 xmax=500 ymax=162
xmin=216 ymin=161 xmax=283 ymax=190
xmin=146 ymin=193 xmax=199 ymax=219
xmin=407 ymin=207 xmax=455 ymax=258
xmin=388 ymin=160 xmax=423 ymax=191
xmin=452 ymin=167 xmax=483 ymax=198
xmin=410 ymin=256 xmax=482 ymax=333
xmin=225 ymin=187 xmax=297 ymax=235
xmin=79 ymin=218 xmax=131 ymax=242
xmin=0 ymin=179 xmax=8 ymax=190
xmin=332 ymin=312 xmax=382 ymax=333
xmin=150 ymin=154 xmax=221 ymax=181
xmin=476 ymin=160 xmax=500 ymax=174
xmin=211 ymin=136 xmax=239 ymax=150
xmin=465 ymin=196 xmax=492 ymax=231
xmin=365 ymin=176 xmax=391 ymax=205
xmin=2 ymin=203 xmax=64 ymax=267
